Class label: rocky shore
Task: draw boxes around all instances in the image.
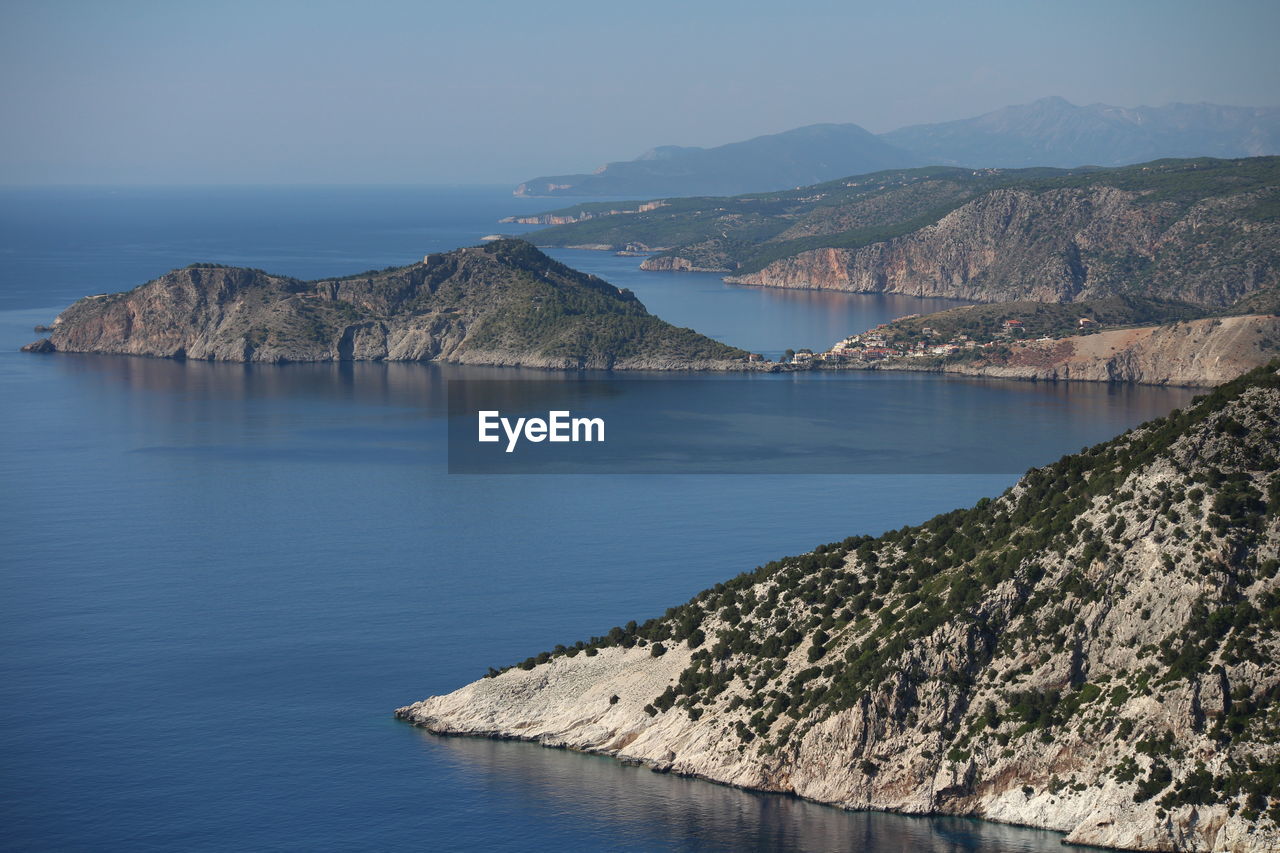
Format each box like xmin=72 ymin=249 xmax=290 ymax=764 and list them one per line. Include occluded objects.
xmin=638 ymin=256 xmax=731 ymax=273
xmin=20 ymin=240 xmax=750 ymax=370
xmin=864 ymin=315 xmax=1280 ymax=387
xmin=400 ymin=363 xmax=1280 ymax=851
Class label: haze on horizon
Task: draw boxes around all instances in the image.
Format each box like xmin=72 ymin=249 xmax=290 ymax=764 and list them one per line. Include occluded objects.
xmin=2 ymin=0 xmax=1278 ymax=186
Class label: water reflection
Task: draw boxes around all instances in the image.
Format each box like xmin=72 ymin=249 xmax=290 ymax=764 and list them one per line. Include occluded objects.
xmin=32 ymin=354 xmax=1197 ymax=476
xmin=547 ymin=248 xmax=976 ymax=358
xmin=0 ymin=187 xmax=1161 ymax=852
xmin=420 ymin=733 xmax=1066 ymax=852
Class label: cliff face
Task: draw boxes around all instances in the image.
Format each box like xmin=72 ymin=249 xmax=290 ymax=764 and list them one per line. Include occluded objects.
xmin=874 ymin=315 xmax=1280 ymax=387
xmin=527 ymin=157 xmax=1279 ymax=310
xmin=22 ymin=240 xmax=749 ymax=370
xmin=638 ymin=255 xmax=731 ymax=273
xmin=726 ymin=185 xmax=1279 ymax=306
xmin=400 ymin=363 xmax=1280 ymax=851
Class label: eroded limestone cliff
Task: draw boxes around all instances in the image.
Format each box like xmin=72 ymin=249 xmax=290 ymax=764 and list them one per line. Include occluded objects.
xmin=725 ymin=185 xmax=1279 ymax=307
xmin=526 ymin=158 xmax=1278 ymax=310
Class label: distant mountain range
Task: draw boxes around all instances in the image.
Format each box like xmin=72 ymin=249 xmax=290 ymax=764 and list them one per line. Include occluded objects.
xmin=515 ymin=97 xmax=1280 ymax=198
xmin=516 ymin=123 xmax=918 ymax=199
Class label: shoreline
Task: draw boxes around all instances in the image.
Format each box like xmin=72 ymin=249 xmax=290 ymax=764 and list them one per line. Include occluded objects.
xmin=400 ymin=721 xmax=1086 ymax=848
xmin=20 ymin=342 xmax=1265 ymax=388
xmin=391 ymin=361 xmax=1280 ymax=852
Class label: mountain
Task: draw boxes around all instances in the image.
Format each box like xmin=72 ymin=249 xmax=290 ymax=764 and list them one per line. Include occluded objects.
xmin=527 ymin=157 xmax=1280 ymax=308
xmin=514 ymin=123 xmax=921 ymax=198
xmin=21 ymin=240 xmax=749 ymax=369
xmin=884 ymin=97 xmax=1280 ymax=170
xmin=515 ymin=98 xmax=1280 ymax=198
xmin=398 ymin=361 xmax=1280 ymax=851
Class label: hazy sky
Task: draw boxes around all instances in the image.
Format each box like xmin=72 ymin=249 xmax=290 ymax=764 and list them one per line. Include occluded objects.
xmin=2 ymin=0 xmax=1278 ymax=185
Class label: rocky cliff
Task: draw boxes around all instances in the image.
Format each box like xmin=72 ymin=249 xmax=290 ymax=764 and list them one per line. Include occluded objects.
xmin=399 ymin=362 xmax=1280 ymax=851
xmin=21 ymin=240 xmax=749 ymax=370
xmin=725 ymin=182 xmax=1279 ymax=306
xmin=529 ymin=157 xmax=1279 ymax=310
xmin=637 ymin=255 xmax=732 ymax=273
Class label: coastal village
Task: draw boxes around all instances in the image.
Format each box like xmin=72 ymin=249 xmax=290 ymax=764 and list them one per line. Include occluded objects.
xmin=791 ymin=313 xmax=1102 ymax=366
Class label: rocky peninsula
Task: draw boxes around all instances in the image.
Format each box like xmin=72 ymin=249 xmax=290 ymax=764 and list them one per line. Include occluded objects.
xmin=879 ymin=316 xmax=1280 ymax=386
xmin=529 ymin=157 xmax=1280 ymax=311
xmin=399 ymin=363 xmax=1280 ymax=851
xmin=814 ymin=312 xmax=1280 ymax=387
xmin=21 ymin=240 xmax=749 ymax=370
xmin=24 ymin=233 xmax=1277 ymax=388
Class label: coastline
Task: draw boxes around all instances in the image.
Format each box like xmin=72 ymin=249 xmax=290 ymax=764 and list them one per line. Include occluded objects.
xmin=22 ymin=338 xmax=1274 ymax=388
xmin=395 ymin=363 xmax=1280 ymax=852
xmin=812 ymin=314 xmax=1280 ymax=388
xmin=401 ymin=719 xmax=1084 ymax=848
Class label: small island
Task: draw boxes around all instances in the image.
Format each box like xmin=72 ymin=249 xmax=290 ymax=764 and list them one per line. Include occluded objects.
xmin=24 ymin=236 xmax=1280 ymax=388
xmin=22 ymin=240 xmax=751 ymax=371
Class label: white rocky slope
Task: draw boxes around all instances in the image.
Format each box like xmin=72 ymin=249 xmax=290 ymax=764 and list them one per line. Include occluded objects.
xmin=400 ymin=365 xmax=1280 ymax=852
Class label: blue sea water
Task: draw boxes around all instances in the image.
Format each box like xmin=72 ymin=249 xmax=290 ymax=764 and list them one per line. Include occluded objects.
xmin=0 ymin=186 xmax=1195 ymax=851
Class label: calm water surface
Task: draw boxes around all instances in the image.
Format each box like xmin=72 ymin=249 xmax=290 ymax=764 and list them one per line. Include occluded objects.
xmin=0 ymin=187 xmax=1193 ymax=851
xmin=543 ymin=248 xmax=972 ymax=359
xmin=0 ymin=184 xmax=966 ymax=358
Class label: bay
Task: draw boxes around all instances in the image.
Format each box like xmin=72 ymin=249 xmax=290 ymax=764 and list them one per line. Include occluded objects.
xmin=0 ymin=186 xmax=1193 ymax=851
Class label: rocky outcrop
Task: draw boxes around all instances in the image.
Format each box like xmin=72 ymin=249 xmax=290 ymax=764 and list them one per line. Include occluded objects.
xmin=875 ymin=315 xmax=1280 ymax=387
xmin=400 ymin=363 xmax=1280 ymax=851
xmin=726 ymin=185 xmax=1280 ymax=307
xmin=638 ymin=256 xmax=731 ymax=273
xmin=527 ymin=157 xmax=1278 ymax=310
xmin=22 ymin=240 xmax=750 ymax=370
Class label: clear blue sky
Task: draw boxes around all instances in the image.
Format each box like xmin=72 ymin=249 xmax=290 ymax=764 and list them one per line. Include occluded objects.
xmin=2 ymin=0 xmax=1277 ymax=184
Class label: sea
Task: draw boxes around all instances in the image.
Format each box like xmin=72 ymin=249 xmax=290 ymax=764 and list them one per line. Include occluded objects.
xmin=0 ymin=185 xmax=1196 ymax=851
